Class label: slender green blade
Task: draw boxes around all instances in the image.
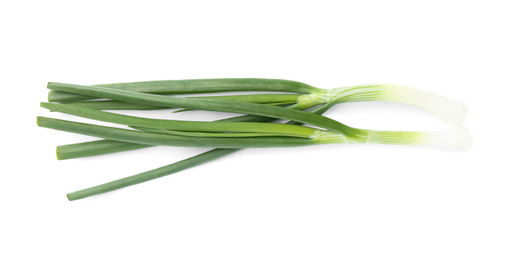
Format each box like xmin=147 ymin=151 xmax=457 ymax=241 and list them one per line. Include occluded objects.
xmin=41 ymin=102 xmax=317 ymax=137
xmin=60 ymin=93 xmax=300 ymax=110
xmin=56 ymin=114 xmax=281 ymax=160
xmin=66 ymin=148 xmax=238 ymax=201
xmin=49 ymin=78 xmax=320 ymax=102
xmin=37 ymin=116 xmax=318 ymax=148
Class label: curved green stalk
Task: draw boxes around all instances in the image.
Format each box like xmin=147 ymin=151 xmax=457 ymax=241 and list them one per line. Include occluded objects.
xmin=131 ymin=127 xmax=302 ymax=138
xmin=56 ymin=113 xmax=283 ymax=160
xmin=41 ymin=102 xmax=318 ymax=138
xmin=66 ymin=148 xmax=239 ymax=201
xmin=38 ymin=116 xmax=455 ymax=150
xmin=48 ymin=78 xmax=321 ymax=102
xmin=62 ymin=93 xmax=301 ymax=110
xmin=37 ymin=116 xmax=323 ymax=148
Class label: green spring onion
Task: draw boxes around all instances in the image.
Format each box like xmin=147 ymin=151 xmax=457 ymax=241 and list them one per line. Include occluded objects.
xmin=38 ymin=78 xmax=471 ymax=201
xmin=37 ymin=115 xmax=470 ymax=151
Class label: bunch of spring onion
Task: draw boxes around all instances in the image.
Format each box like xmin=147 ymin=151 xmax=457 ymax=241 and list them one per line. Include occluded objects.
xmin=37 ymin=79 xmax=472 ymax=201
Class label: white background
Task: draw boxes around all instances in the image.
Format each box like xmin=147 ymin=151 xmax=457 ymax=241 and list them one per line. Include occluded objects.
xmin=1 ymin=0 xmax=506 ymax=259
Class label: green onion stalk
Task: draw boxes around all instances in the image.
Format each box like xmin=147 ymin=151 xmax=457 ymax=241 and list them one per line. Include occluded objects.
xmin=38 ymin=79 xmax=471 ymax=200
